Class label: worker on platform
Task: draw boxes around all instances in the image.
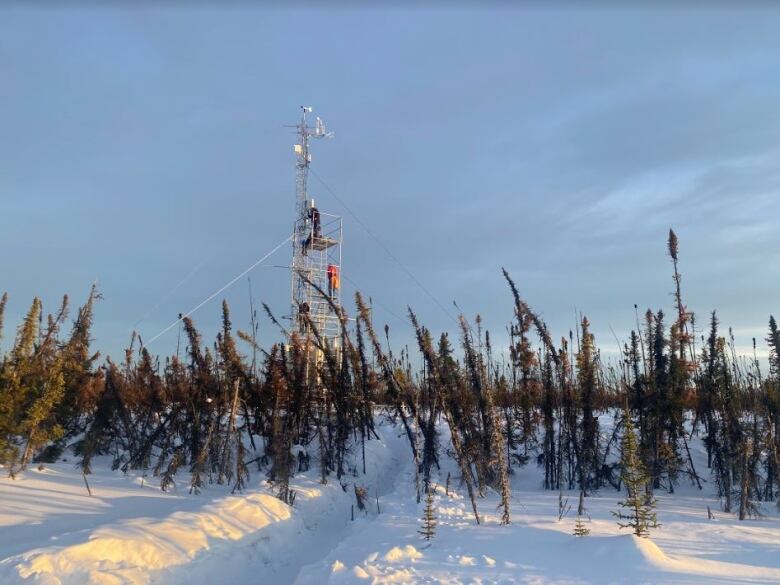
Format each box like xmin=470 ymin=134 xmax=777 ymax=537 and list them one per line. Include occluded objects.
xmin=303 ymin=200 xmax=321 ymax=253
xmin=310 ymin=202 xmax=321 ymax=239
xmin=327 ymin=264 xmax=340 ymax=298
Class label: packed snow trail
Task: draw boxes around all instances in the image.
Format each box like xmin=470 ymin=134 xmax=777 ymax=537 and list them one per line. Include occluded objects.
xmin=0 ymin=422 xmax=406 ymax=585
xmin=295 ymin=421 xmax=780 ymax=585
xmin=5 ymin=418 xmax=780 ymax=583
xmin=159 ymin=426 xmax=406 ymax=585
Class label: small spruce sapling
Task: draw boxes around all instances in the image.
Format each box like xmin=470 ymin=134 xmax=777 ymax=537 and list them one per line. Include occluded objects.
xmin=573 ymin=514 xmax=590 ymax=537
xmin=573 ymin=489 xmax=589 ymax=536
xmin=419 ymin=487 xmax=437 ymax=541
xmin=613 ymin=406 xmax=660 ymax=537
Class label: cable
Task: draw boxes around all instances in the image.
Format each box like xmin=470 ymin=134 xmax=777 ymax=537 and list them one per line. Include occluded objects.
xmin=142 ymin=234 xmax=293 ymax=347
xmin=141 ymin=170 xmax=454 ymax=347
xmin=132 ymin=257 xmax=209 ymax=331
xmin=310 ymin=168 xmax=459 ymax=326
xmin=340 ymin=272 xmax=408 ymax=327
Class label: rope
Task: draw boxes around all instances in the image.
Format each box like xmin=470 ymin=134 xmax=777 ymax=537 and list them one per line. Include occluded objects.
xmin=310 ymin=168 xmax=459 ymax=326
xmin=142 ymin=234 xmax=293 ymax=347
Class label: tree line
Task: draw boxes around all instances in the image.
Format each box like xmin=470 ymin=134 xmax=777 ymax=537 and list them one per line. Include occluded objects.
xmin=0 ymin=231 xmax=778 ymax=534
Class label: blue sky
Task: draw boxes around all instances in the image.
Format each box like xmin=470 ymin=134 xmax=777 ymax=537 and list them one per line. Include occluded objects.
xmin=2 ymin=6 xmax=780 ymax=360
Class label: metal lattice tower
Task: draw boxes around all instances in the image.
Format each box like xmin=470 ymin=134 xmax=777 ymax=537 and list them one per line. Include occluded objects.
xmin=289 ymin=106 xmax=342 ymax=354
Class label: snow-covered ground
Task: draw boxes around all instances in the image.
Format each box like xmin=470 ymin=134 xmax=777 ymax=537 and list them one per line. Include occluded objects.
xmin=2 ymin=417 xmax=780 ymax=584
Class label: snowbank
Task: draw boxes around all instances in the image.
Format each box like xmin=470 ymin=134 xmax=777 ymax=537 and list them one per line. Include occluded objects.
xmin=7 ymin=492 xmax=293 ymax=584
xmin=0 ymin=422 xmax=406 ymax=585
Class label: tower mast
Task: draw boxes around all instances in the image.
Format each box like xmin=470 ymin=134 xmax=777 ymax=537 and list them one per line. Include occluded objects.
xmin=290 ymin=106 xmax=342 ymax=357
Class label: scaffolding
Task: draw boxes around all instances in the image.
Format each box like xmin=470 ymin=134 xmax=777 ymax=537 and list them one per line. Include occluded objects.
xmin=289 ymin=106 xmax=342 ymax=357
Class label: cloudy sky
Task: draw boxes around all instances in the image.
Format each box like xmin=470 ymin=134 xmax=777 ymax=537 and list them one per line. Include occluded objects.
xmin=2 ymin=5 xmax=780 ymax=360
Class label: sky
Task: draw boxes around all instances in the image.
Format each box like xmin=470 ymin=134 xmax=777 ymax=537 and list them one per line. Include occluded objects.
xmin=2 ymin=5 xmax=780 ymax=362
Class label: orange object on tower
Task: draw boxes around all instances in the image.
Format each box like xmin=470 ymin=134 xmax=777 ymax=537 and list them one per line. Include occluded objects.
xmin=327 ymin=264 xmax=340 ymax=295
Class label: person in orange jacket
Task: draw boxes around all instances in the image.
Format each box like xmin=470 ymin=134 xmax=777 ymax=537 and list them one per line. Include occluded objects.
xmin=327 ymin=264 xmax=340 ymax=298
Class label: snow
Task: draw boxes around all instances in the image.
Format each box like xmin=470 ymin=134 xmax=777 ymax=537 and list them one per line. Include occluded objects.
xmin=0 ymin=423 xmax=405 ymax=585
xmin=383 ymin=546 xmax=423 ymax=563
xmin=3 ymin=418 xmax=780 ymax=584
xmin=13 ymin=490 xmax=293 ymax=583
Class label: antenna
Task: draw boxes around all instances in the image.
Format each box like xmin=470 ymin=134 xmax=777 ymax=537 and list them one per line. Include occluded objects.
xmin=315 ymin=116 xmax=334 ymax=139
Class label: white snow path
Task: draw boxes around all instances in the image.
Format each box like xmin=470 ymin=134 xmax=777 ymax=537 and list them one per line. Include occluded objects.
xmin=0 ymin=422 xmax=407 ymax=585
xmin=158 ymin=425 xmax=407 ymax=585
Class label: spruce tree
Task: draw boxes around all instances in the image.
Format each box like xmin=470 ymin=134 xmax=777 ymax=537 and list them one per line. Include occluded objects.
xmin=767 ymin=316 xmax=780 ymax=380
xmin=577 ymin=316 xmax=600 ymax=493
xmin=573 ymin=514 xmax=590 ymax=537
xmin=614 ymin=406 xmax=659 ymax=537
xmin=17 ymin=358 xmax=66 ymax=471
xmin=11 ymin=297 xmax=68 ymax=472
xmin=738 ymin=436 xmax=759 ymax=520
xmin=268 ymin=346 xmax=294 ymax=503
xmin=495 ymin=408 xmax=512 ymax=526
xmin=2 ymin=298 xmax=49 ymax=471
xmin=59 ymin=285 xmax=102 ymax=438
xmin=573 ymin=489 xmax=589 ymax=536
xmin=419 ymin=487 xmax=437 ymax=540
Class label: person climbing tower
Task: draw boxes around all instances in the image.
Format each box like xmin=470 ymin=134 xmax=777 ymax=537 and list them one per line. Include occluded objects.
xmin=327 ymin=264 xmax=340 ymax=298
xmin=298 ymin=302 xmax=310 ymax=333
